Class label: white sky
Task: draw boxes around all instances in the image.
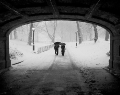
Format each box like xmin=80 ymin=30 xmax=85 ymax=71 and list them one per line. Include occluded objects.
xmin=11 ymin=20 xmax=108 ymax=43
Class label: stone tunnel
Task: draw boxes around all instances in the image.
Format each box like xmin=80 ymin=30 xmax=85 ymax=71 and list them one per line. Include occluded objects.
xmin=0 ymin=0 xmax=120 ymax=76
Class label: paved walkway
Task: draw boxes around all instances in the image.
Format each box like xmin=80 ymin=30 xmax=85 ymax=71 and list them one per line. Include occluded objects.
xmin=0 ymin=48 xmax=120 ymax=95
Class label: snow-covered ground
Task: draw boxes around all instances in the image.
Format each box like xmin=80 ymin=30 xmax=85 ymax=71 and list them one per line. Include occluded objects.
xmin=66 ymin=39 xmax=110 ymax=68
xmin=7 ymin=39 xmax=120 ymax=95
xmin=9 ymin=39 xmax=110 ymax=69
xmin=9 ymin=40 xmax=53 ymax=65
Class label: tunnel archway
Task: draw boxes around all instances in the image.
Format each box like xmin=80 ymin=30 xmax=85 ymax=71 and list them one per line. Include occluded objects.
xmin=0 ymin=0 xmax=120 ymax=76
xmin=8 ymin=20 xmax=110 ymax=69
xmin=0 ymin=16 xmax=115 ymax=71
xmin=1 ymin=1 xmax=120 ymax=95
xmin=7 ymin=19 xmax=113 ymax=67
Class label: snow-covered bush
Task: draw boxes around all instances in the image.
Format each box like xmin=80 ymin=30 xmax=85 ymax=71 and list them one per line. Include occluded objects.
xmin=9 ymin=47 xmax=23 ymax=59
xmin=106 ymin=51 xmax=110 ymax=56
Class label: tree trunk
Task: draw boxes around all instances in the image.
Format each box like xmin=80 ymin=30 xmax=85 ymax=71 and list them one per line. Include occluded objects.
xmin=53 ymin=20 xmax=57 ymax=42
xmin=45 ymin=21 xmax=57 ymax=43
xmin=93 ymin=24 xmax=98 ymax=43
xmin=105 ymin=30 xmax=109 ymax=41
xmin=14 ymin=29 xmax=17 ymax=39
xmin=90 ymin=32 xmax=93 ymax=41
xmin=76 ymin=21 xmax=82 ymax=44
xmin=45 ymin=21 xmax=54 ymax=43
xmin=28 ymin=23 xmax=33 ymax=45
xmin=89 ymin=25 xmax=93 ymax=41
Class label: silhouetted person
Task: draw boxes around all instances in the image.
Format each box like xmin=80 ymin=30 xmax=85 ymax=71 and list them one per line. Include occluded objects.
xmin=54 ymin=44 xmax=59 ymax=55
xmin=61 ymin=43 xmax=66 ymax=56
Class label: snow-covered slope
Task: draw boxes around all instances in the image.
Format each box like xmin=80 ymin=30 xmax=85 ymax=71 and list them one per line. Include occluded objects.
xmin=66 ymin=39 xmax=110 ymax=68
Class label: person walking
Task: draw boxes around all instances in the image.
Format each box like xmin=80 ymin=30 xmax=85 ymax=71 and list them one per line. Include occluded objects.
xmin=61 ymin=43 xmax=66 ymax=56
xmin=54 ymin=42 xmax=60 ymax=55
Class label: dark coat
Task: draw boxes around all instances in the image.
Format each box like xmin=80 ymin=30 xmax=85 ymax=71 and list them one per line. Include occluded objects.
xmin=54 ymin=44 xmax=59 ymax=50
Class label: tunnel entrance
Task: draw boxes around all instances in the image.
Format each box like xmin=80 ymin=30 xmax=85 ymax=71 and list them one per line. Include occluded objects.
xmin=2 ymin=20 xmax=119 ymax=95
xmin=9 ymin=20 xmax=110 ymax=69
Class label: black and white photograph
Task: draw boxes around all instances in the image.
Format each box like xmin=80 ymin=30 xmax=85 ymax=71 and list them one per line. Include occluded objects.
xmin=0 ymin=0 xmax=120 ymax=95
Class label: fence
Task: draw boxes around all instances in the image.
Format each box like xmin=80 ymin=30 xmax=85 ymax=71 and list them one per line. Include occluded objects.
xmin=36 ymin=44 xmax=54 ymax=54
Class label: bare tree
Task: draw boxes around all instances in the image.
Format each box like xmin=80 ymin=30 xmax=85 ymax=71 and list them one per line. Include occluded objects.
xmin=76 ymin=21 xmax=82 ymax=44
xmin=33 ymin=22 xmax=40 ymax=42
xmin=44 ymin=21 xmax=57 ymax=43
xmin=20 ymin=26 xmax=24 ymax=41
xmin=53 ymin=20 xmax=57 ymax=42
xmin=87 ymin=24 xmax=93 ymax=41
xmin=28 ymin=23 xmax=33 ymax=45
xmin=105 ymin=30 xmax=109 ymax=41
xmin=14 ymin=28 xmax=17 ymax=39
xmin=45 ymin=22 xmax=54 ymax=42
xmin=93 ymin=24 xmax=98 ymax=43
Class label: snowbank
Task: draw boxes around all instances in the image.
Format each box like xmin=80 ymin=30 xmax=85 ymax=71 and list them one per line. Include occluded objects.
xmin=66 ymin=40 xmax=110 ymax=68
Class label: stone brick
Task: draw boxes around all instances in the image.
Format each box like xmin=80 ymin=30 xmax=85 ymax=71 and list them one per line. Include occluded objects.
xmin=0 ymin=41 xmax=5 ymax=60
xmin=113 ymin=60 xmax=120 ymax=74
xmin=0 ymin=60 xmax=5 ymax=70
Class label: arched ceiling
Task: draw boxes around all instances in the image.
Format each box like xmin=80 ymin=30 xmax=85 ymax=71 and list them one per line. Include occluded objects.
xmin=0 ymin=0 xmax=120 ymax=26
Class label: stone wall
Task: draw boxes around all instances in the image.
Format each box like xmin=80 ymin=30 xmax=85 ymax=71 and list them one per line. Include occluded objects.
xmin=0 ymin=39 xmax=6 ymax=70
xmin=0 ymin=14 xmax=120 ymax=75
xmin=112 ymin=37 xmax=120 ymax=74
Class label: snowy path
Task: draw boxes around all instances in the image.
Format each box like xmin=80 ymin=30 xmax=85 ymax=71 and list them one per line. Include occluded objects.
xmin=66 ymin=41 xmax=110 ymax=68
xmin=1 ymin=46 xmax=120 ymax=95
xmin=1 ymin=48 xmax=90 ymax=95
